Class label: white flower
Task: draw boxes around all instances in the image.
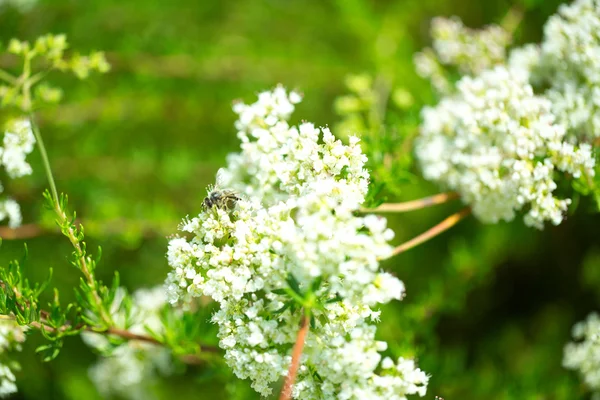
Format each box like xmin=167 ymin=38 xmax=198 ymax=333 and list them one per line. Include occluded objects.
xmin=83 ymin=286 xmax=172 ymax=400
xmin=563 ymin=312 xmax=600 ymax=397
xmin=0 ymin=319 xmax=27 ymax=398
xmin=414 ymin=16 xmax=510 ymax=93
xmin=0 ymin=364 xmax=16 ymax=399
xmin=166 ymin=87 xmax=428 ymax=398
xmin=414 ymin=49 xmax=451 ymax=95
xmin=222 ymin=89 xmax=369 ymax=209
xmin=416 ymin=66 xmax=595 ymax=228
xmin=513 ymin=0 xmax=600 ymax=138
xmin=0 ymin=118 xmax=37 ymax=228
xmin=430 ymin=16 xmax=510 ymax=75
xmin=0 ymin=199 xmax=21 ymax=228
xmin=1 ymin=119 xmax=35 ymax=179
xmin=507 ymin=44 xmax=542 ymax=83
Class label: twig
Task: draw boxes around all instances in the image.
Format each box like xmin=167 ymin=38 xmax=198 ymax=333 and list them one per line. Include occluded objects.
xmin=0 ymin=219 xmax=175 ymax=240
xmin=501 ymin=6 xmax=525 ymax=35
xmin=0 ymin=223 xmax=48 ymax=239
xmin=387 ymin=207 xmax=471 ymax=258
xmin=360 ymin=192 xmax=459 ymax=213
xmin=279 ymin=314 xmax=310 ymax=400
xmin=2 ymin=311 xmax=219 ymax=363
xmin=0 ymin=68 xmax=16 ymax=85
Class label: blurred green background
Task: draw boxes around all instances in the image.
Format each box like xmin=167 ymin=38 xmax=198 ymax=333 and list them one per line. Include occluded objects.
xmin=1 ymin=0 xmax=598 ymax=398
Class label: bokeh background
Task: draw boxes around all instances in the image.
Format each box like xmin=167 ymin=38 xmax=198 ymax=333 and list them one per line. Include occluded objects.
xmin=0 ymin=0 xmax=598 ymax=398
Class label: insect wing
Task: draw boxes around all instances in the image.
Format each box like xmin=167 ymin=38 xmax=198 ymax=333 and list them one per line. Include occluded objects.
xmin=215 ymin=168 xmax=229 ymax=190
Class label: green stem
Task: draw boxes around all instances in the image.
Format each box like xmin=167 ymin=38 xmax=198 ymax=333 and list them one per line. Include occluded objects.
xmin=29 ymin=112 xmax=112 ymax=326
xmin=28 ymin=69 xmax=50 ymax=87
xmin=29 ymin=113 xmax=59 ymax=204
xmin=0 ymin=69 xmax=16 ymax=85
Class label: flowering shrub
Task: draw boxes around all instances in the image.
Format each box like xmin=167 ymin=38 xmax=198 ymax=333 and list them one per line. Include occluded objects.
xmin=0 ymin=1 xmax=599 ymax=400
xmin=166 ymin=89 xmax=428 ymax=398
xmin=416 ymin=66 xmax=595 ymax=228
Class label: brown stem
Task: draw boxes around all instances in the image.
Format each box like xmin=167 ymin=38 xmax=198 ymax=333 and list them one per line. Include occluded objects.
xmin=279 ymin=314 xmax=310 ymax=400
xmin=0 ymin=223 xmax=47 ymax=239
xmin=0 ymin=219 xmax=173 ymax=240
xmin=361 ymin=192 xmax=459 ymax=214
xmin=1 ymin=282 xmax=219 ymax=361
xmin=5 ymin=312 xmax=219 ymax=363
xmin=387 ymin=207 xmax=471 ymax=258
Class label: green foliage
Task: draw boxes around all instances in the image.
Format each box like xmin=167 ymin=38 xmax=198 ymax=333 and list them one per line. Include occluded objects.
xmin=42 ymin=190 xmax=117 ymax=328
xmin=0 ymin=246 xmax=48 ymax=326
xmin=334 ymin=73 xmax=420 ymax=200
xmin=0 ymin=0 xmax=596 ymax=399
xmin=0 ymin=34 xmax=108 ymax=113
xmin=0 ymin=246 xmax=83 ymax=361
xmin=149 ymin=304 xmax=219 ymax=361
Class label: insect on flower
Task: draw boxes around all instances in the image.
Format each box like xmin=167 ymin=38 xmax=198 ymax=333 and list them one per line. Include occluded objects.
xmin=202 ymin=169 xmax=241 ymax=210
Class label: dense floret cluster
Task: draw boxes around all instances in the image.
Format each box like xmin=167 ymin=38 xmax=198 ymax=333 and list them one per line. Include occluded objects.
xmin=537 ymin=0 xmax=600 ymax=138
xmin=166 ymin=88 xmax=428 ymax=399
xmin=415 ymin=67 xmax=595 ymax=228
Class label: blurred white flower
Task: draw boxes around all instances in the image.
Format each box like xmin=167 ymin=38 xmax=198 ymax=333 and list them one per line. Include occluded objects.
xmin=430 ymin=16 xmax=510 ymax=75
xmin=1 ymin=119 xmax=35 ymax=179
xmin=414 ymin=16 xmax=511 ymax=93
xmin=0 ymin=319 xmax=26 ymax=398
xmin=564 ymin=312 xmax=600 ymax=397
xmin=415 ymin=66 xmax=595 ymax=228
xmin=83 ymin=286 xmax=171 ymax=400
xmin=0 ymin=199 xmax=21 ymax=228
xmin=0 ymin=118 xmax=37 ymax=228
xmin=511 ymin=0 xmax=600 ymax=138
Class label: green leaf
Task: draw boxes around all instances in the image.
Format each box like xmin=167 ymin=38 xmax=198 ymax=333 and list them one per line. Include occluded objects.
xmin=286 ymin=274 xmax=303 ymax=297
xmin=325 ymin=293 xmax=343 ymax=304
xmin=36 ymin=342 xmax=63 ymax=362
xmin=310 ymin=277 xmax=323 ymax=293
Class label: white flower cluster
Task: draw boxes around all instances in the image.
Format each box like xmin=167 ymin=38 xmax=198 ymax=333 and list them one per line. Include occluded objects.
xmin=563 ymin=312 xmax=600 ymax=398
xmin=0 ymin=119 xmax=37 ymax=227
xmin=430 ymin=16 xmax=510 ymax=75
xmin=0 ymin=320 xmax=26 ymax=398
xmin=83 ymin=286 xmax=171 ymax=400
xmin=415 ymin=66 xmax=595 ymax=228
xmin=222 ymin=86 xmax=368 ymax=208
xmin=414 ymin=17 xmax=510 ymax=93
xmin=166 ymin=87 xmax=429 ymax=399
xmin=2 ymin=119 xmax=35 ymax=179
xmin=529 ymin=0 xmax=600 ymax=138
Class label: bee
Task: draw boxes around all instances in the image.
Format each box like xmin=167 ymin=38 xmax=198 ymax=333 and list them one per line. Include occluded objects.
xmin=202 ymin=169 xmax=241 ymax=210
